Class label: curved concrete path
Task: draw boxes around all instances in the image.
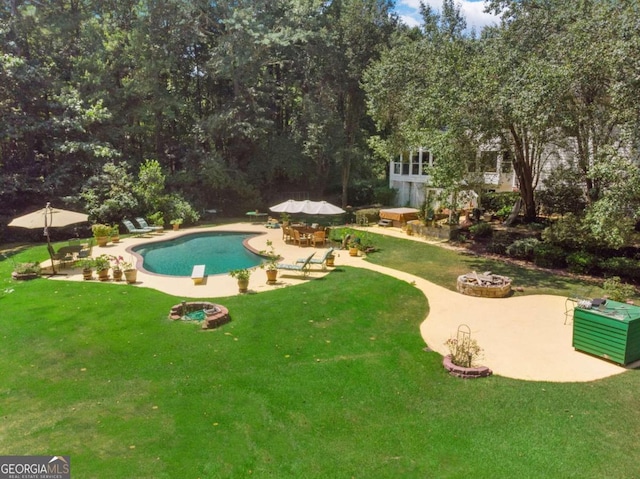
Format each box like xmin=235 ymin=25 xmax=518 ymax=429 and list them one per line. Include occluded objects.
xmin=48 ymin=222 xmax=629 ymax=382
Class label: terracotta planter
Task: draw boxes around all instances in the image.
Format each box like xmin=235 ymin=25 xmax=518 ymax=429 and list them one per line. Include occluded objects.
xmin=349 ymin=247 xmax=359 ymax=257
xmin=326 ymin=256 xmax=335 ymax=267
xmin=82 ymin=269 xmax=93 ymax=281
xmin=97 ymin=268 xmax=110 ymax=281
xmin=96 ymin=236 xmax=109 ymax=247
xmin=113 ymin=269 xmax=123 ymax=281
xmin=111 ymin=235 xmax=120 ymax=244
xmin=172 ymin=224 xmax=180 ymax=231
xmin=265 ymin=269 xmax=278 ymax=284
xmin=124 ymin=269 xmax=137 ymax=284
xmin=237 ymin=278 xmax=249 ymax=293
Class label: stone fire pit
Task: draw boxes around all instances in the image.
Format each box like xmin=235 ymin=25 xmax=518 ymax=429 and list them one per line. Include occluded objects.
xmin=457 ymin=271 xmax=512 ymax=298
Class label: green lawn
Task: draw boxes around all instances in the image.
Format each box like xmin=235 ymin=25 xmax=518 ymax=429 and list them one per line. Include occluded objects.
xmin=1 ymin=238 xmax=639 ymax=478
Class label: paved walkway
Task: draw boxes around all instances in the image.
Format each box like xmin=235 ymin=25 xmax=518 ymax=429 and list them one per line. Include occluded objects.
xmin=48 ymin=222 xmax=630 ymax=383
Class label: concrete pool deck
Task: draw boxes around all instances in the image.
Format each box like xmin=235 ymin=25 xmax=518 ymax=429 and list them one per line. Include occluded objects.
xmin=47 ymin=222 xmax=632 ymax=383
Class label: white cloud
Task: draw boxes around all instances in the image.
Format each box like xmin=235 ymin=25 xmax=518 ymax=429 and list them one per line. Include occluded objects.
xmin=396 ymin=0 xmax=499 ymax=33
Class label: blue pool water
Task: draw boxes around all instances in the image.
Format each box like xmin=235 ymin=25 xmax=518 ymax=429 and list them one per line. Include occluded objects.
xmin=132 ymin=231 xmax=263 ymax=276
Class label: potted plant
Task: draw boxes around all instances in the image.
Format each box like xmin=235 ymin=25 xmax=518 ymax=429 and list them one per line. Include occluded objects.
xmin=78 ymin=258 xmax=95 ymax=281
xmin=111 ymin=224 xmax=120 ymax=243
xmin=92 ymin=223 xmax=112 ymax=247
xmin=260 ymin=240 xmax=280 ymax=284
xmin=110 ymin=255 xmax=125 ymax=281
xmin=279 ymin=212 xmax=291 ymax=226
xmin=122 ymin=259 xmax=137 ymax=284
xmin=11 ymin=262 xmax=41 ymax=281
xmin=348 ymin=237 xmax=361 ymax=257
xmin=94 ymin=254 xmax=111 ymax=281
xmin=229 ymin=268 xmax=251 ymax=293
xmin=170 ymin=218 xmax=183 ymax=231
xmin=326 ymin=251 xmax=335 ymax=267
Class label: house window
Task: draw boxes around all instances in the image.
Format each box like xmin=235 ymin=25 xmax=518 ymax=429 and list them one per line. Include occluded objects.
xmin=421 ymin=151 xmax=431 ymax=174
xmin=480 ymin=151 xmax=498 ymax=172
xmin=501 ymin=151 xmax=513 ymax=172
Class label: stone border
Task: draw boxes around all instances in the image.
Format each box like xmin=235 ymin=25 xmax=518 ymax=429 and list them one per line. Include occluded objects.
xmin=169 ymin=301 xmax=230 ymax=330
xmin=443 ymin=355 xmax=492 ymax=378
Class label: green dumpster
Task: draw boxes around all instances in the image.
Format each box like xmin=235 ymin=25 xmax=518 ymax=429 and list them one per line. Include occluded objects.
xmin=572 ymin=300 xmax=640 ymax=365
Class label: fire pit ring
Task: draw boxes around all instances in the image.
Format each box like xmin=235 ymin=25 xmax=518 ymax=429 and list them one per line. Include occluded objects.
xmin=457 ymin=271 xmax=512 ymax=298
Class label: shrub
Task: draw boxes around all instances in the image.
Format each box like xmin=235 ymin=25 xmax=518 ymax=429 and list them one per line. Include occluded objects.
xmin=496 ymin=205 xmax=512 ymax=221
xmin=566 ymin=251 xmax=599 ymax=275
xmin=542 ymin=213 xmax=604 ymax=252
xmin=532 ymin=243 xmax=567 ymax=268
xmin=469 ymin=222 xmax=493 ymax=239
xmin=599 ymin=257 xmax=640 ymax=282
xmin=444 ymin=336 xmax=483 ymax=368
xmin=506 ymin=238 xmax=540 ymax=260
xmin=485 ymin=231 xmax=513 ymax=255
xmin=603 ymin=276 xmax=637 ymax=302
xmin=480 ymin=191 xmax=519 ymax=214
xmin=373 ymin=186 xmax=397 ymax=206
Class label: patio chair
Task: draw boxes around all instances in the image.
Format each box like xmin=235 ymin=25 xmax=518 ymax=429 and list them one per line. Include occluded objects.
xmin=135 ymin=217 xmax=164 ymax=233
xmin=122 ymin=219 xmax=153 ymax=236
xmin=282 ymin=225 xmax=292 ymax=243
xmin=292 ymin=228 xmax=309 ymax=247
xmin=310 ymin=230 xmax=326 ymax=247
xmin=277 ymin=252 xmax=316 ymax=277
xmin=296 ymin=247 xmax=334 ymax=271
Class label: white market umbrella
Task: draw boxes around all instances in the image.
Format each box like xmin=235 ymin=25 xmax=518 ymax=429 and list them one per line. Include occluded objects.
xmin=8 ymin=202 xmax=89 ymax=274
xmin=269 ymin=199 xmax=306 ymax=214
xmin=301 ymin=200 xmax=345 ymax=215
xmin=270 ymin=199 xmax=345 ymax=215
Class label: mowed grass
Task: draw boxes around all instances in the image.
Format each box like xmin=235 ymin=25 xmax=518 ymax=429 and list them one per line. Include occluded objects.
xmin=358 ymin=229 xmax=610 ymax=298
xmin=1 ymin=240 xmax=640 ymax=478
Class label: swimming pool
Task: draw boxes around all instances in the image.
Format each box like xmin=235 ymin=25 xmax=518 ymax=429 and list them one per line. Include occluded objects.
xmin=132 ymin=231 xmax=263 ymax=276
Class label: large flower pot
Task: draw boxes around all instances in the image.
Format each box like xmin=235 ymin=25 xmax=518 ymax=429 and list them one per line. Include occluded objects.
xmin=326 ymin=255 xmax=335 ymax=267
xmin=172 ymin=224 xmax=180 ymax=231
xmin=97 ymin=268 xmax=110 ymax=281
xmin=349 ymin=247 xmax=359 ymax=257
xmin=237 ymin=279 xmax=249 ymax=293
xmin=265 ymin=269 xmax=278 ymax=285
xmin=124 ymin=269 xmax=137 ymax=284
xmin=111 ymin=234 xmax=120 ymax=244
xmin=113 ymin=269 xmax=123 ymax=281
xmin=82 ymin=269 xmax=93 ymax=281
xmin=96 ymin=236 xmax=109 ymax=247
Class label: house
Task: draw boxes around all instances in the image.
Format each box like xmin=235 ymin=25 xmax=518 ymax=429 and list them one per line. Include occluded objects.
xmin=388 ymin=148 xmax=519 ymax=208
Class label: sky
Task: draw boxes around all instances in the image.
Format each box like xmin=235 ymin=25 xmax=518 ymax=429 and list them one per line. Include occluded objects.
xmin=394 ymin=0 xmax=500 ymax=33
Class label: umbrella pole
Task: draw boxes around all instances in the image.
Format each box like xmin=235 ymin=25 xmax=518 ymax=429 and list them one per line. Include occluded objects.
xmin=44 ymin=203 xmax=59 ymax=276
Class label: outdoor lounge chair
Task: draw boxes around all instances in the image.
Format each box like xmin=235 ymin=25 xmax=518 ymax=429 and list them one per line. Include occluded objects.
xmin=296 ymin=247 xmax=334 ymax=270
xmin=122 ymin=219 xmax=153 ymax=235
xmin=277 ymin=252 xmax=315 ymax=276
xmin=135 ymin=217 xmax=164 ymax=233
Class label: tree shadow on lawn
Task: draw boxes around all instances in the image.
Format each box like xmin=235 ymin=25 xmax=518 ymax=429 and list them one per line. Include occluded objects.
xmin=463 ymin=256 xmax=600 ymax=295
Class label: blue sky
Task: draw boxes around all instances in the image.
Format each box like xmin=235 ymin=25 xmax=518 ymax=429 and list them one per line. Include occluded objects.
xmin=394 ymin=0 xmax=499 ymax=32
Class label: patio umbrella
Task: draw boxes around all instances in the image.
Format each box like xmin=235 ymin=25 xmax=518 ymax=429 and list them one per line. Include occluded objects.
xmin=8 ymin=202 xmax=89 ymax=274
xmin=301 ymin=200 xmax=345 ymax=215
xmin=269 ymin=199 xmax=345 ymax=215
xmin=269 ymin=199 xmax=306 ymax=214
